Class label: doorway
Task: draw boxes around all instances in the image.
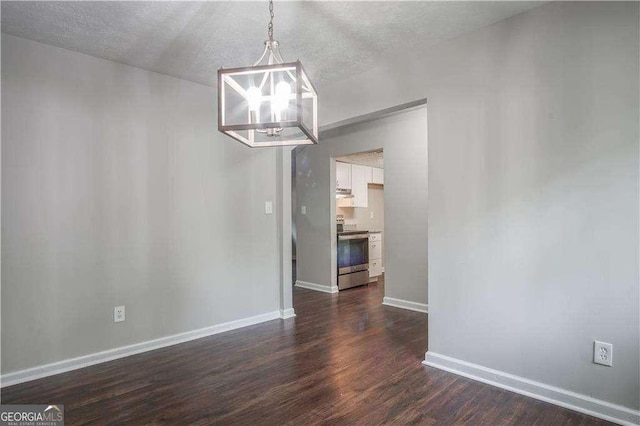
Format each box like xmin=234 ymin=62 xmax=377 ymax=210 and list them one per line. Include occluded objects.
xmin=335 ymin=150 xmax=385 ymax=292
xmin=291 ymin=106 xmax=428 ymax=313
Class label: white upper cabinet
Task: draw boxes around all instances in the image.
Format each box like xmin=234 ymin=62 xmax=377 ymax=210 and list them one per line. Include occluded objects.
xmin=365 ymin=166 xmax=373 ymax=184
xmin=350 ymin=164 xmax=369 ymax=208
xmin=336 ymin=162 xmax=351 ymax=190
xmin=372 ymin=167 xmax=384 ymax=185
xmin=336 ymin=162 xmax=378 ymax=208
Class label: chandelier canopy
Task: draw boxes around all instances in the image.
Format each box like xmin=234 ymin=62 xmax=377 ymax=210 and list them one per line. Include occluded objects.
xmin=218 ymin=0 xmax=318 ymax=148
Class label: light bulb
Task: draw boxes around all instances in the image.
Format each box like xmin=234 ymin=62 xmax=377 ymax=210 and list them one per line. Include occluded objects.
xmin=272 ymin=81 xmax=291 ymax=122
xmin=274 ymin=81 xmax=291 ymax=110
xmin=246 ymin=86 xmax=262 ymax=112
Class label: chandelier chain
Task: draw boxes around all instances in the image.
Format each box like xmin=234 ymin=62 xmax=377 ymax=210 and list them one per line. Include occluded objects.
xmin=268 ymin=0 xmax=274 ymax=41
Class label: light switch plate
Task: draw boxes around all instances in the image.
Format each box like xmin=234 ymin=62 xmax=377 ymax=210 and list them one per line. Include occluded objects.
xmin=265 ymin=201 xmax=273 ymax=214
xmin=301 ymin=206 xmax=306 ymax=215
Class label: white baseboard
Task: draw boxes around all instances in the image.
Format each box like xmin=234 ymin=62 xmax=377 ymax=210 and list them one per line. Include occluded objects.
xmin=280 ymin=308 xmax=296 ymax=319
xmin=1 ymin=310 xmax=281 ymax=388
xmin=382 ymin=296 xmax=428 ymax=313
xmin=423 ymin=352 xmax=640 ymax=426
xmin=295 ymin=280 xmax=338 ymax=294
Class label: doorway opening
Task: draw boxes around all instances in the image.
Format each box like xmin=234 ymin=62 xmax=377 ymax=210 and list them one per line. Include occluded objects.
xmin=289 ymin=104 xmax=427 ymax=328
xmin=335 ymin=150 xmax=385 ymax=292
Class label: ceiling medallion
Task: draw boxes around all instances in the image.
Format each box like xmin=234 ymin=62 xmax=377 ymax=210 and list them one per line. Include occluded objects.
xmin=218 ymin=0 xmax=318 ymax=148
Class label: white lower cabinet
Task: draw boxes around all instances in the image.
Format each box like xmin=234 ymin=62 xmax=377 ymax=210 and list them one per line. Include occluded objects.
xmin=369 ymin=240 xmax=382 ymax=260
xmin=369 ymin=259 xmax=383 ymax=278
xmin=369 ymin=232 xmax=383 ymax=280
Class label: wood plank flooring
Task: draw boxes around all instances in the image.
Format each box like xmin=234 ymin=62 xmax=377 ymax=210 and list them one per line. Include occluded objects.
xmin=2 ymin=279 xmax=613 ymax=425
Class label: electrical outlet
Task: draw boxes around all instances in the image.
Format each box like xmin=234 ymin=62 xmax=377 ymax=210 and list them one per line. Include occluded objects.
xmin=265 ymin=201 xmax=273 ymax=215
xmin=114 ymin=306 xmax=125 ymax=323
xmin=370 ymin=212 xmax=374 ymax=219
xmin=593 ymin=341 xmax=612 ymax=366
xmin=301 ymin=206 xmax=306 ymax=215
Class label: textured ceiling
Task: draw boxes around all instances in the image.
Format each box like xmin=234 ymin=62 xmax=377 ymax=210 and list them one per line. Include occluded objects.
xmin=337 ymin=150 xmax=384 ymax=169
xmin=1 ymin=1 xmax=543 ymax=89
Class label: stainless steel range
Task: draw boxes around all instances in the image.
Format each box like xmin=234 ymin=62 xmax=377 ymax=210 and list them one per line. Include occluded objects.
xmin=337 ymin=230 xmax=369 ymax=290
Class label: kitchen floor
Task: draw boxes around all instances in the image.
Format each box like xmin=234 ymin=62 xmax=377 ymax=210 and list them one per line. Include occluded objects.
xmin=2 ymin=276 xmax=612 ymax=425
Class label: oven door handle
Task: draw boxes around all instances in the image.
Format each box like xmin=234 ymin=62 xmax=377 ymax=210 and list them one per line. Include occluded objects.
xmin=338 ymin=234 xmax=369 ymax=241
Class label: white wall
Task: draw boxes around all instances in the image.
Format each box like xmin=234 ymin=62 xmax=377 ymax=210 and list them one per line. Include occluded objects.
xmin=321 ymin=0 xmax=639 ymax=415
xmin=295 ymin=109 xmax=428 ymax=305
xmin=1 ymin=35 xmax=281 ymax=374
xmin=295 ymin=141 xmax=333 ymax=288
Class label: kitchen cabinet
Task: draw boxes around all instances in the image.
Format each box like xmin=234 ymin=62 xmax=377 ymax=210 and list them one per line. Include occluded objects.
xmin=372 ymin=167 xmax=384 ymax=185
xmin=350 ymin=164 xmax=369 ymax=208
xmin=336 ymin=162 xmax=351 ymax=190
xmin=369 ymin=232 xmax=383 ymax=280
xmin=365 ymin=166 xmax=373 ymax=184
xmin=336 ymin=162 xmax=375 ymax=208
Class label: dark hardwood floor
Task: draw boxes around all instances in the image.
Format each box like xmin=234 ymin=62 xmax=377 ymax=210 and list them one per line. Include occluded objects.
xmin=2 ymin=279 xmax=612 ymax=425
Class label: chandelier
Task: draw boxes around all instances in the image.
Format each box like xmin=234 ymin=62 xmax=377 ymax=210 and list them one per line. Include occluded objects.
xmin=218 ymin=0 xmax=318 ymax=148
